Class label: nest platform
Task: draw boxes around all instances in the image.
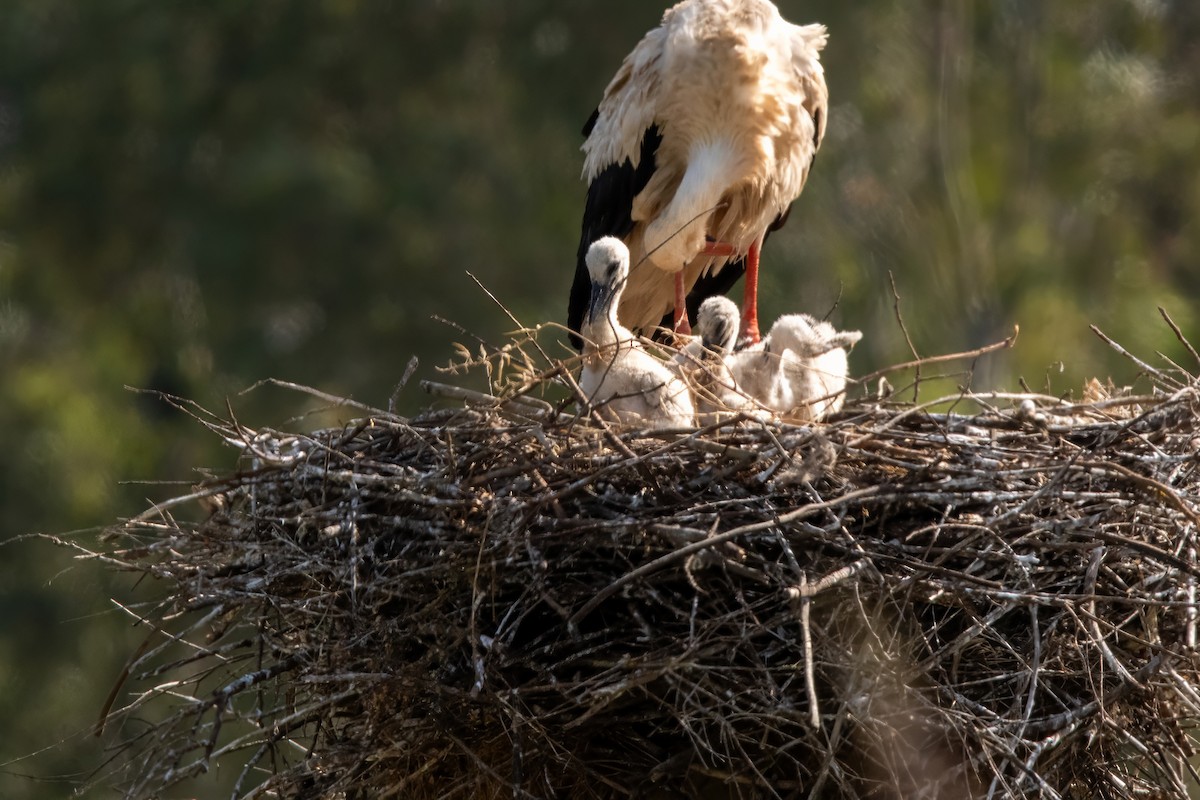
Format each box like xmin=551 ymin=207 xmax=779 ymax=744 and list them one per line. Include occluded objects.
xmin=84 ymin=323 xmax=1200 ymax=799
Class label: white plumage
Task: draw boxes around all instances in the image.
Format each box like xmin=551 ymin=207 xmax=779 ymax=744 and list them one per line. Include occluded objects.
xmin=728 ymin=313 xmax=861 ymax=421
xmin=773 ymin=313 xmax=861 ymax=419
xmin=569 ymin=0 xmax=829 ymax=347
xmin=671 ymin=296 xmax=759 ymax=423
xmin=578 ymin=237 xmax=696 ymax=428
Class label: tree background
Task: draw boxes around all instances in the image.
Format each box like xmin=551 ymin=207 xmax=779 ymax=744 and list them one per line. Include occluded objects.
xmin=1 ymin=0 xmax=1197 ymax=796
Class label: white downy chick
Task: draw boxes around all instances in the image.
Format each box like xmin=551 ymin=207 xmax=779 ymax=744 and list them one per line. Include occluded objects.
xmin=728 ymin=313 xmax=861 ymax=421
xmin=578 ymin=237 xmax=695 ymax=428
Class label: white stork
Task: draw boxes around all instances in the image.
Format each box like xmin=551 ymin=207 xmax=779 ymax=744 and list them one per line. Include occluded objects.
xmin=568 ymin=0 xmax=829 ymax=349
xmin=578 ymin=237 xmax=696 ymax=428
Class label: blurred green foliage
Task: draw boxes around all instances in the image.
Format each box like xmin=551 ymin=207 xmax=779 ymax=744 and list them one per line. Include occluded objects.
xmin=0 ymin=0 xmax=1196 ymax=796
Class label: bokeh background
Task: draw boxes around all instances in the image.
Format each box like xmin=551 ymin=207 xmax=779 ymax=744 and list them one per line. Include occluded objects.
xmin=2 ymin=0 xmax=1197 ymax=796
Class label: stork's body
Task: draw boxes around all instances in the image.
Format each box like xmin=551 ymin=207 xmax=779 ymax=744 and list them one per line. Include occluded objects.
xmin=568 ymin=0 xmax=828 ymax=349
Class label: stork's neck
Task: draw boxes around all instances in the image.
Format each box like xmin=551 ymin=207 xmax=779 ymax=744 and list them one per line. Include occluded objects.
xmin=584 ymin=283 xmax=631 ymax=349
xmin=644 ymin=139 xmax=740 ymax=270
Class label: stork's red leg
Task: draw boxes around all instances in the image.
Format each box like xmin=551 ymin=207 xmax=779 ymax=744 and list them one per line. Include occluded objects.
xmin=673 ymin=270 xmax=692 ymax=336
xmin=702 ymin=237 xmax=761 ymax=344
xmin=739 ymin=236 xmax=764 ymax=346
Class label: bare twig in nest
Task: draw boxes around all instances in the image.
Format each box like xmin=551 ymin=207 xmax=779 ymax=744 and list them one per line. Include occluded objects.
xmin=1159 ymin=306 xmax=1200 ymax=371
xmin=888 ymin=270 xmax=922 ymax=402
xmin=1091 ymin=323 xmax=1183 ymax=390
xmin=240 ymin=377 xmax=391 ymax=418
xmin=854 ymin=325 xmax=1019 ymax=386
xmin=389 ymin=355 xmax=420 ymax=414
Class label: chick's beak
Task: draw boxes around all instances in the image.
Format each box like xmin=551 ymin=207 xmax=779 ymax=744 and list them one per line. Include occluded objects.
xmin=587 ymin=281 xmax=613 ymax=325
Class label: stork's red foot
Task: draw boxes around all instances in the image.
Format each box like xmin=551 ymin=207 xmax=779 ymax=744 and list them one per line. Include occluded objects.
xmin=672 ymin=270 xmax=692 ymax=337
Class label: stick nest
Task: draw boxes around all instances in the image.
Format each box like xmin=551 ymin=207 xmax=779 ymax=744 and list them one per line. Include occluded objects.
xmin=89 ymin=320 xmax=1200 ymax=799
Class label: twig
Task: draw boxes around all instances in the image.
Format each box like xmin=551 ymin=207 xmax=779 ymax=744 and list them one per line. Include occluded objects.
xmin=1090 ymin=324 xmax=1182 ymax=389
xmin=854 ymin=325 xmax=1019 ymax=386
xmin=239 ymin=377 xmax=391 ymax=417
xmin=1158 ymin=306 xmax=1200 ymax=372
xmin=888 ymin=271 xmax=922 ymax=402
xmin=421 ymin=380 xmax=552 ymax=413
xmin=799 ymin=573 xmax=819 ymax=728
xmin=389 ymin=356 xmax=420 ymax=414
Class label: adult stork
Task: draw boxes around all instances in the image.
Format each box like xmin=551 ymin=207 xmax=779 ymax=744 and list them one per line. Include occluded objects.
xmin=567 ymin=0 xmax=828 ymax=350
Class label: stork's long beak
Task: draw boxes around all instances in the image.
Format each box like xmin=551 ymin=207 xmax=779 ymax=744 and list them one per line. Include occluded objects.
xmin=586 ymin=281 xmax=614 ymax=325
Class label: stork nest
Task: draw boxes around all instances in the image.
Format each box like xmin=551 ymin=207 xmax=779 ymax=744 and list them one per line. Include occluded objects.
xmin=81 ymin=315 xmax=1200 ymax=799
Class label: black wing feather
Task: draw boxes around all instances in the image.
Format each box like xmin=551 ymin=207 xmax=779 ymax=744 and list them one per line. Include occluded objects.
xmin=581 ymin=107 xmax=600 ymax=138
xmin=568 ymin=123 xmax=662 ymax=350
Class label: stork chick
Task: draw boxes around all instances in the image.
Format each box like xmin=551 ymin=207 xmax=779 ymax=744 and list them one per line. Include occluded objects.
xmin=773 ymin=314 xmax=862 ymax=420
xmin=729 ymin=313 xmax=861 ymax=421
xmin=672 ymin=296 xmax=758 ymax=423
xmin=579 ymin=237 xmax=696 ymax=429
